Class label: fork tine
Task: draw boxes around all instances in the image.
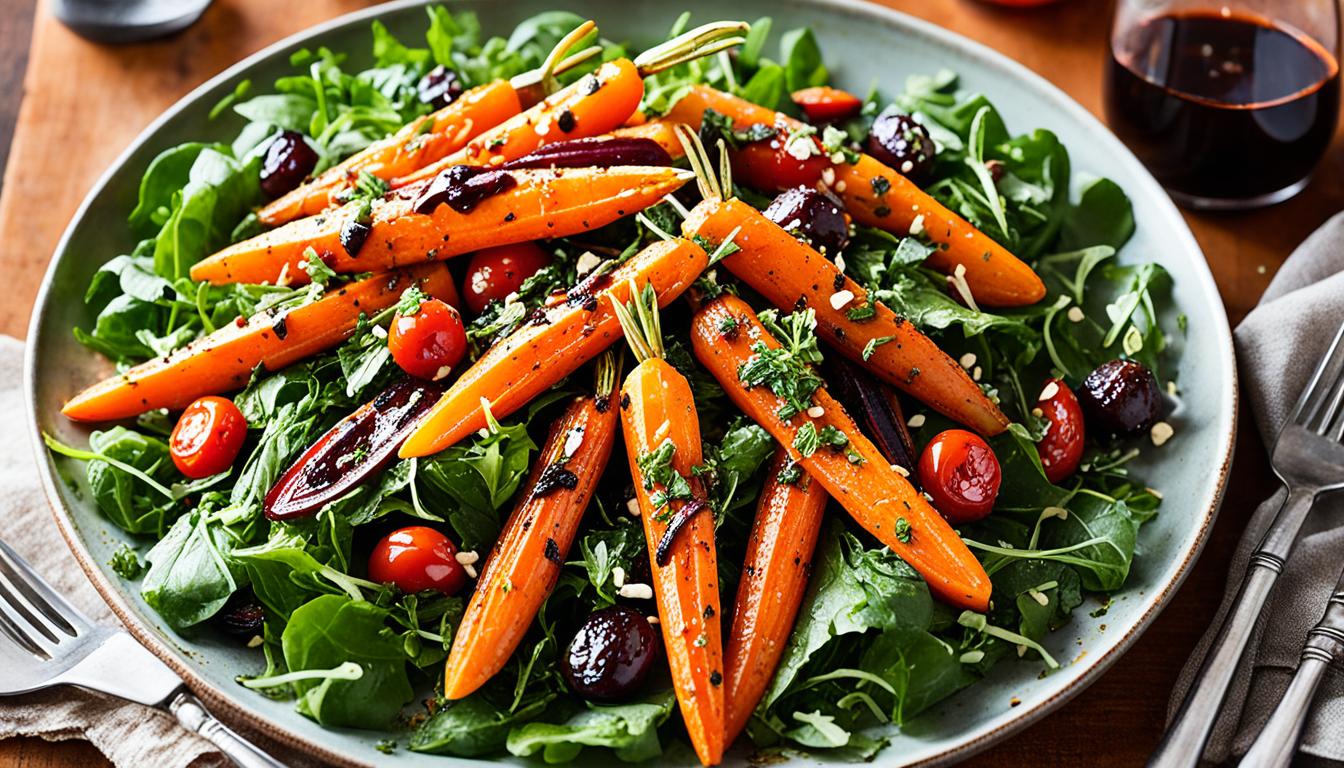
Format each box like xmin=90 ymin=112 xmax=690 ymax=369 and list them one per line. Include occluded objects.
xmin=1309 ymin=362 xmax=1344 ymax=435
xmin=0 ymin=540 xmax=81 ymax=637
xmin=0 ymin=601 xmax=48 ymax=658
xmin=0 ymin=573 xmax=61 ymax=644
xmin=1293 ymin=322 xmax=1344 ymax=429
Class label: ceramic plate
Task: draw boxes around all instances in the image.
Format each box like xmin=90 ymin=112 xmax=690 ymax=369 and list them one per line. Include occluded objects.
xmin=25 ymin=0 xmax=1236 ymax=764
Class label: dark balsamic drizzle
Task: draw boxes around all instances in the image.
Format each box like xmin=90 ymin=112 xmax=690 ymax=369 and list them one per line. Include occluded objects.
xmin=534 ymin=462 xmax=579 ymax=497
xmin=339 ymin=219 xmax=371 ymax=256
xmin=654 ymin=496 xmax=709 ymax=566
xmin=413 ymin=165 xmax=518 ymax=215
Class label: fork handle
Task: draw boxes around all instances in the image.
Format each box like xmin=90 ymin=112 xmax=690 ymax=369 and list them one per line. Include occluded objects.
xmin=168 ymin=691 xmax=288 ymax=768
xmin=1239 ymin=593 xmax=1344 ymax=768
xmin=1149 ymin=487 xmax=1316 ymax=768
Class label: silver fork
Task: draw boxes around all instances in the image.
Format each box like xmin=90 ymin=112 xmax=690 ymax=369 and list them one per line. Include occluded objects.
xmin=0 ymin=538 xmax=286 ymax=768
xmin=1150 ymin=321 xmax=1344 ymax=768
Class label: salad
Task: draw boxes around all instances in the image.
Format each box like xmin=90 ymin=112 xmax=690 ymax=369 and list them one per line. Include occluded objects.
xmin=48 ymin=8 xmax=1179 ymax=764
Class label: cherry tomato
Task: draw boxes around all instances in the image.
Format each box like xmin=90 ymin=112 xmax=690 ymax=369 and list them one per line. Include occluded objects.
xmin=388 ymin=297 xmax=467 ymax=381
xmin=1035 ymin=378 xmax=1085 ymax=483
xmin=917 ymin=429 xmax=1001 ymax=524
xmin=462 ymin=242 xmax=551 ymax=314
xmin=730 ymin=139 xmax=830 ymax=193
xmin=791 ymin=86 xmax=864 ymax=123
xmin=368 ymin=526 xmax=467 ymax=595
xmin=169 ymin=396 xmax=248 ymax=479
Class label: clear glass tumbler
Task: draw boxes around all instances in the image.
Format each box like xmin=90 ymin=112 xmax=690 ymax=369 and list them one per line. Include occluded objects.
xmin=1105 ymin=0 xmax=1341 ymax=210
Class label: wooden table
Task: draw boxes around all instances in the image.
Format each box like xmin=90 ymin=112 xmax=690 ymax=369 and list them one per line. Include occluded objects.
xmin=0 ymin=0 xmax=1333 ymax=765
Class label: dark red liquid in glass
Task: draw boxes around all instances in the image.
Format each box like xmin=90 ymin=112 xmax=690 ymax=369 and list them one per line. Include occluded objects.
xmin=1105 ymin=10 xmax=1339 ymax=204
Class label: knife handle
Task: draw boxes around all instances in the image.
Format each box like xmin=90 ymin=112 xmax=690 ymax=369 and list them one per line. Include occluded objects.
xmin=169 ymin=691 xmax=289 ymax=768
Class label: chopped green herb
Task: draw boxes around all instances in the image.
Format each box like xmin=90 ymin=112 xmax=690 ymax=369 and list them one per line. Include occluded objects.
xmin=894 ymin=516 xmax=912 ymax=543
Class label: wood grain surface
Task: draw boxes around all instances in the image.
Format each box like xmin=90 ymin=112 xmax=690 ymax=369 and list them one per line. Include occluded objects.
xmin=0 ymin=0 xmax=1335 ymax=765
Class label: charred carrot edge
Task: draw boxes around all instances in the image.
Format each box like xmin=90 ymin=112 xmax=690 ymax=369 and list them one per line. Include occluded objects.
xmin=257 ymin=81 xmax=523 ymax=226
xmin=615 ymin=281 xmax=724 ymax=766
xmin=690 ymin=294 xmax=992 ymax=611
xmin=62 ymin=263 xmax=456 ymax=422
xmin=393 ymin=59 xmax=646 ymax=189
xmin=398 ymin=237 xmax=709 ymax=458
xmin=190 ymin=165 xmax=694 ymax=286
xmin=663 ymin=85 xmax=1046 ymax=307
xmin=684 ymin=196 xmax=1009 ymax=437
xmin=723 ymin=447 xmax=827 ymax=744
xmin=443 ymin=354 xmax=620 ymax=700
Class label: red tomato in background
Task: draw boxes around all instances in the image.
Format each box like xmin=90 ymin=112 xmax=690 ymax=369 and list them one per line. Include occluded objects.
xmin=169 ymin=396 xmax=248 ymax=479
xmin=368 ymin=526 xmax=467 ymax=595
xmin=791 ymin=86 xmax=864 ymax=123
xmin=1035 ymin=378 xmax=1086 ymax=483
xmin=388 ymin=297 xmax=468 ymax=381
xmin=462 ymin=242 xmax=552 ymax=314
xmin=917 ymin=429 xmax=1002 ymax=524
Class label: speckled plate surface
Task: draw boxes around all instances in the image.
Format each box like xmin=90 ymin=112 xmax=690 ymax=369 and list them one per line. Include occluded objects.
xmin=25 ymin=1 xmax=1237 ymax=765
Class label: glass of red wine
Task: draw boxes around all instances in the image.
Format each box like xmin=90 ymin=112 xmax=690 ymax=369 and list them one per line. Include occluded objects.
xmin=1105 ymin=0 xmax=1340 ymax=210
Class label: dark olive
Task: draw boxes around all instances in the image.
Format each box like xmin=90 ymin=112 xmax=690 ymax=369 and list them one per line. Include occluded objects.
xmin=763 ymin=186 xmax=850 ymax=257
xmin=866 ymin=113 xmax=935 ymax=185
xmin=215 ymin=599 xmax=265 ymax=638
xmin=259 ymin=130 xmax=319 ymax=199
xmin=561 ymin=605 xmax=659 ymax=703
xmin=417 ymin=65 xmax=463 ymax=110
xmin=1077 ymin=359 xmax=1162 ymax=436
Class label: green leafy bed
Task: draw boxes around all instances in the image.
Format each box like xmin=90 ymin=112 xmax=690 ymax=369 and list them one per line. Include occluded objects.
xmin=49 ymin=8 xmax=1180 ymax=763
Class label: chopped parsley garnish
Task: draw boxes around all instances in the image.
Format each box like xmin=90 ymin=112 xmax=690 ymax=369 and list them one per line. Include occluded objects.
xmin=299 ymin=247 xmax=337 ymax=287
xmin=870 ymin=175 xmax=891 ymax=196
xmin=701 ymin=108 xmax=778 ymax=149
xmin=894 ymin=517 xmax=912 ymax=543
xmin=777 ymin=461 xmax=803 ymax=485
xmin=110 ymin=544 xmax=144 ymax=580
xmin=793 ymin=423 xmax=847 ymax=458
xmin=396 ymin=285 xmax=428 ymax=316
xmin=846 ymin=304 xmax=876 ymax=322
xmin=717 ymin=315 xmax=739 ymax=336
xmin=636 ymin=439 xmax=694 ymax=509
xmin=863 ymin=335 xmax=895 ymax=361
xmin=738 ymin=309 xmax=825 ymax=420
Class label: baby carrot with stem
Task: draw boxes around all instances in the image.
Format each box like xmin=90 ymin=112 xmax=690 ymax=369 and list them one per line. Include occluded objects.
xmin=662 ymin=85 xmax=1045 ymax=307
xmin=614 ymin=279 xmax=725 ymax=767
xmin=398 ymin=236 xmax=708 ymax=457
xmin=723 ymin=447 xmax=828 ymax=744
xmin=442 ymin=351 xmax=621 ymax=700
xmin=258 ymin=21 xmax=604 ymax=225
xmin=674 ymin=127 xmax=1009 ymax=436
xmin=191 ymin=165 xmax=694 ymax=286
xmin=62 ymin=263 xmax=456 ymax=422
xmin=690 ymin=292 xmax=992 ymax=611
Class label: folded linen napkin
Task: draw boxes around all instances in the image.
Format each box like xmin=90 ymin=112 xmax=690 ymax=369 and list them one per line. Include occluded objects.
xmin=1168 ymin=211 xmax=1344 ymax=764
xmin=0 ymin=336 xmax=301 ymax=767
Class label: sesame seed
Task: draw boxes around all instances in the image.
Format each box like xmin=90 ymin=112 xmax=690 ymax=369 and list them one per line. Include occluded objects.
xmin=647 ymin=615 xmax=660 ymax=625
xmin=371 ymin=324 xmax=388 ymax=339
xmin=1151 ymin=421 xmax=1174 ymax=446
xmin=834 ymin=180 xmax=846 ymax=192
xmin=247 ymin=635 xmax=264 ymax=648
xmin=618 ymin=583 xmax=654 ymax=600
xmin=959 ymin=352 xmax=977 ymax=369
xmin=562 ymin=427 xmax=584 ymax=458
xmin=433 ymin=365 xmax=453 ymax=381
xmin=891 ymin=464 xmax=910 ymax=477
xmin=1039 ymin=381 xmax=1060 ymax=401
xmin=612 ymin=566 xmax=626 ymax=589
xmin=455 ymin=550 xmax=480 ymax=565
xmin=972 ymin=365 xmax=982 ymax=381
xmin=909 ymin=214 xmax=925 ymax=235
xmin=626 ymin=498 xmax=642 ymax=517
xmin=900 ymin=160 xmax=914 ymax=173
xmin=1067 ymin=306 xmax=1085 ymax=323
xmin=1029 ymin=589 xmax=1049 ymax=607
xmin=829 ymin=289 xmax=855 ymax=310
xmin=1016 ymin=644 xmax=1028 ymax=658
xmin=821 ymin=168 xmax=836 ymax=186
xmin=834 ymin=254 xmax=846 ymax=272
xmin=575 ymin=251 xmax=602 ymax=276
xmin=806 ymin=405 xmax=825 ymax=418
xmin=907 ymin=413 xmax=926 ymax=428
xmin=464 ymin=563 xmax=478 ymax=579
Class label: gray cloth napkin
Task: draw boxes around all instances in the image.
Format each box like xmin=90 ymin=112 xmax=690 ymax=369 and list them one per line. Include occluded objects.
xmin=0 ymin=335 xmax=293 ymax=767
xmin=1169 ymin=211 xmax=1344 ymax=764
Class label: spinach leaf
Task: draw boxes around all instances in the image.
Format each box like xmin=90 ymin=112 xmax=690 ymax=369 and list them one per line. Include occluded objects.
xmin=506 ymin=690 xmax=677 ymax=762
xmin=280 ymin=594 xmax=413 ymax=729
xmin=81 ymin=427 xmax=179 ymax=536
xmin=141 ymin=505 xmax=245 ymax=630
xmin=411 ymin=694 xmax=554 ymax=757
xmin=1059 ymin=177 xmax=1135 ymax=251
xmin=779 ymin=28 xmax=827 ymax=93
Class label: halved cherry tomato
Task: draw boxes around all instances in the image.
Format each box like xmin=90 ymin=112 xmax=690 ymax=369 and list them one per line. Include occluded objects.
xmin=368 ymin=526 xmax=467 ymax=595
xmin=169 ymin=396 xmax=248 ymax=479
xmin=1036 ymin=378 xmax=1085 ymax=483
xmin=791 ymin=86 xmax=863 ymax=123
xmin=462 ymin=242 xmax=552 ymax=315
xmin=917 ymin=429 xmax=1001 ymax=524
xmin=389 ymin=297 xmax=467 ymax=381
xmin=730 ymin=137 xmax=830 ymax=193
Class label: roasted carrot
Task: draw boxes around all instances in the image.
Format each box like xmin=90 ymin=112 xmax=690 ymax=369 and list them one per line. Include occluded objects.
xmin=614 ymin=280 xmax=724 ymax=767
xmin=399 ymin=237 xmax=707 ymax=458
xmin=690 ymin=293 xmax=992 ymax=611
xmin=62 ymin=263 xmax=456 ymax=422
xmin=611 ymin=120 xmax=686 ymax=157
xmin=684 ymin=195 xmax=1007 ymax=436
xmin=393 ymin=23 xmax=749 ymax=189
xmin=190 ymin=166 xmax=694 ymax=286
xmin=723 ymin=447 xmax=827 ymax=744
xmin=663 ymin=85 xmax=1046 ymax=307
xmin=443 ymin=353 xmax=620 ymax=700
xmin=258 ymin=21 xmax=604 ymax=225
xmin=257 ymin=81 xmax=521 ymax=226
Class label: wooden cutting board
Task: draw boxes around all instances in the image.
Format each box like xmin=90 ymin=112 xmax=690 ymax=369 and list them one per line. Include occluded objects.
xmin=0 ymin=0 xmax=1334 ymax=766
